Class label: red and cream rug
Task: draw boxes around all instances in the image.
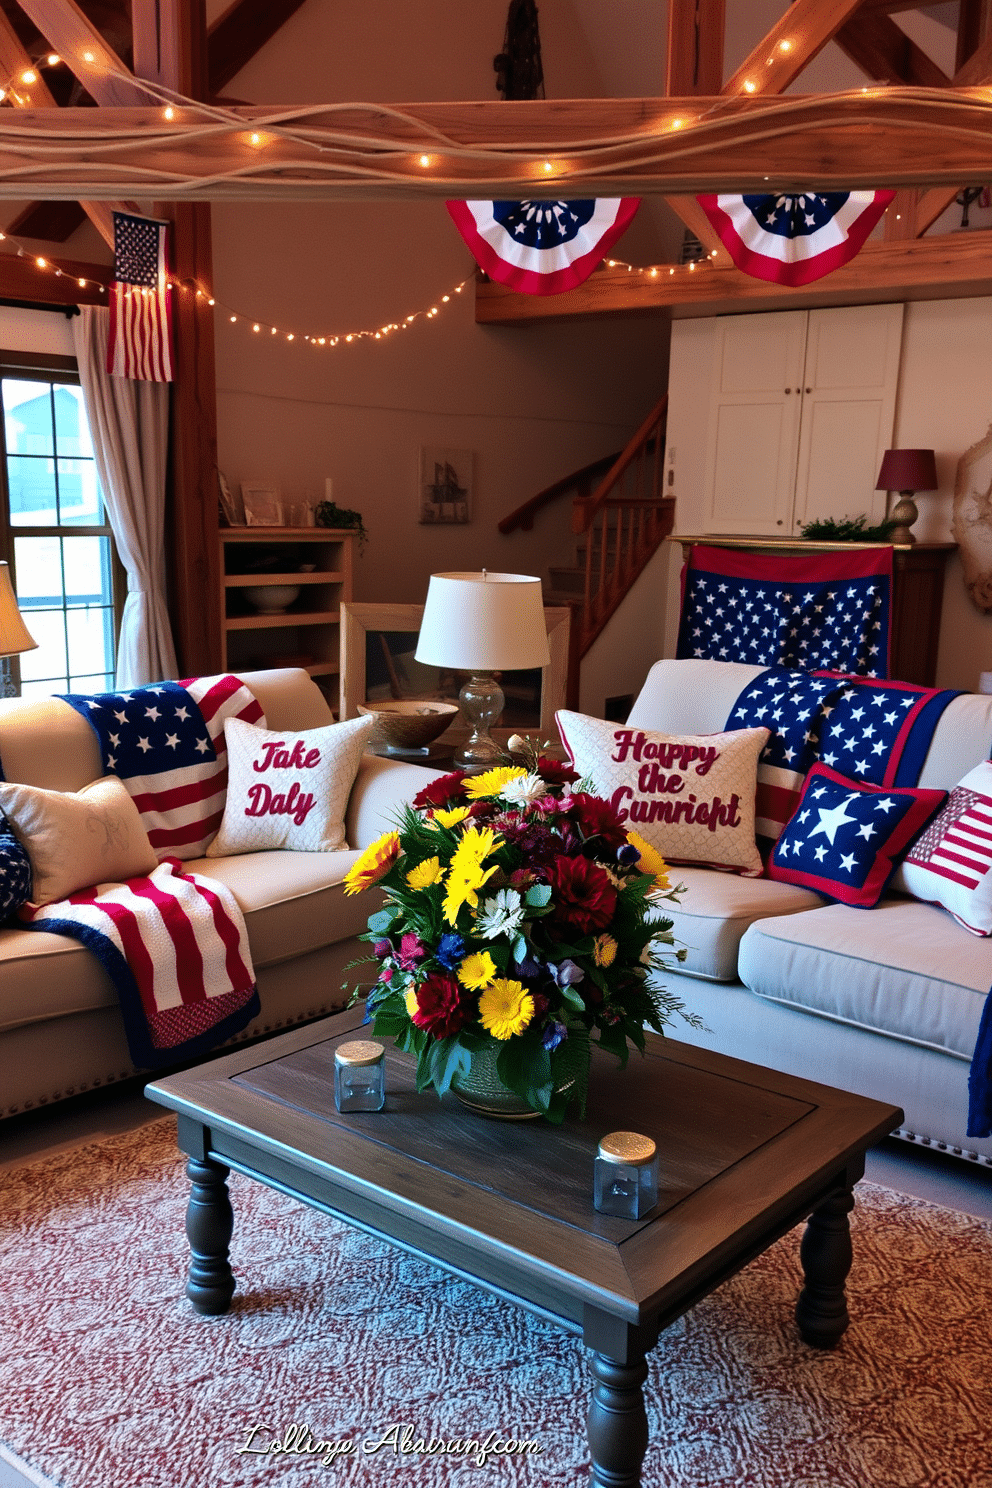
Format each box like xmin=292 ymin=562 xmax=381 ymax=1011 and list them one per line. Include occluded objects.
xmin=2 ymin=1117 xmax=991 ymax=1488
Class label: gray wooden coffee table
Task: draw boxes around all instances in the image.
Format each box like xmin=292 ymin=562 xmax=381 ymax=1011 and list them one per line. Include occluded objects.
xmin=146 ymin=1008 xmax=901 ymax=1487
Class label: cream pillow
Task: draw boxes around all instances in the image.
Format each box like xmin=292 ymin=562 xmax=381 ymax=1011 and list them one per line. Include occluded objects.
xmin=206 ymin=713 xmax=377 ymax=857
xmin=556 ymin=710 xmax=770 ymax=877
xmin=0 ymin=775 xmax=158 ymax=906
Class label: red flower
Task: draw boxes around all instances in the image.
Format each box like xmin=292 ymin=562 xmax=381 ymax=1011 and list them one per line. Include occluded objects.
xmin=547 ymin=855 xmax=617 ymax=934
xmin=538 ymin=756 xmax=579 ymax=786
xmin=568 ymin=792 xmax=628 ymax=850
xmin=412 ymin=770 xmax=468 ymax=810
xmin=409 ymin=974 xmax=468 ymax=1039
xmin=468 ymin=799 xmax=499 ymax=821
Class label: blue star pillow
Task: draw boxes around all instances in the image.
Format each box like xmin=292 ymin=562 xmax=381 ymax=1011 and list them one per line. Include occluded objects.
xmin=0 ymin=809 xmax=32 ymax=919
xmin=768 ymin=763 xmax=946 ymax=907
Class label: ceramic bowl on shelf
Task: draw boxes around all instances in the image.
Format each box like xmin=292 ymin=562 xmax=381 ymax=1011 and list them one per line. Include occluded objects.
xmin=242 ymin=584 xmax=301 ymax=614
xmin=357 ymin=699 xmax=459 ymax=751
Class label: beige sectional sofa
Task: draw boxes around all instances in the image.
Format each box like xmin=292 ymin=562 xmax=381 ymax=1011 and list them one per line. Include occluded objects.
xmin=623 ymin=659 xmax=992 ymax=1167
xmin=0 ymin=668 xmax=436 ymax=1119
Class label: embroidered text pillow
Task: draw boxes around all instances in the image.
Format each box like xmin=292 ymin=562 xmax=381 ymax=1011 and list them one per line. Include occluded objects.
xmin=898 ymin=759 xmax=992 ymax=934
xmin=556 ymin=711 xmax=769 ymax=876
xmin=0 ymin=810 xmax=32 ymax=917
xmin=0 ymin=775 xmax=158 ymax=905
xmin=206 ymin=713 xmax=377 ymax=856
xmin=768 ymin=763 xmax=945 ymax=908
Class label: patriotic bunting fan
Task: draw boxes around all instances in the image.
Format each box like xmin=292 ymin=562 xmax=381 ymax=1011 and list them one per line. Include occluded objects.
xmin=446 ymin=196 xmax=641 ymax=295
xmin=697 ymin=191 xmax=895 ymax=287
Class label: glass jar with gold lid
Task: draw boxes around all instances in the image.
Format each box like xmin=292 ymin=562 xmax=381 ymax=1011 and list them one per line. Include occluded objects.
xmin=334 ymin=1040 xmax=385 ymax=1113
xmin=594 ymin=1131 xmax=658 ymax=1218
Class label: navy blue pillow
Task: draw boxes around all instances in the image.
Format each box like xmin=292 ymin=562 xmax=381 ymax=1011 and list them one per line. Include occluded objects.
xmin=0 ymin=812 xmax=32 ymax=919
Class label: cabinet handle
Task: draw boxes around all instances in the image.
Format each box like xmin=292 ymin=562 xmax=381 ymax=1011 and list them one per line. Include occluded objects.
xmin=784 ymin=388 xmax=791 ymax=394
xmin=805 ymin=386 xmax=811 ymax=393
xmin=777 ymin=519 xmax=784 ymax=526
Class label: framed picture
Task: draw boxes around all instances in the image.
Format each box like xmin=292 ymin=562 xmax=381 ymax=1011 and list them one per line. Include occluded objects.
xmin=217 ymin=469 xmax=244 ymax=525
xmin=418 ymin=447 xmax=472 ymax=525
xmin=241 ymin=484 xmax=283 ymax=526
xmin=339 ymin=601 xmax=570 ymax=737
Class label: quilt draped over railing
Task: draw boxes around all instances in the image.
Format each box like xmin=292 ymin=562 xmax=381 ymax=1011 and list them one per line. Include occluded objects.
xmin=676 ymin=543 xmax=893 ymax=677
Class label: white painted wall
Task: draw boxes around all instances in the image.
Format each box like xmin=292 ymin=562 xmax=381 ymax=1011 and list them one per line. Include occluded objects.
xmin=0 ymin=307 xmax=75 ymax=357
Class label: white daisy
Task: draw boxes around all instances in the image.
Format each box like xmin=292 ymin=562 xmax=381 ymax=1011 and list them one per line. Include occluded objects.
xmin=474 ymin=888 xmax=525 ymax=940
xmin=499 ymin=773 xmax=548 ymax=806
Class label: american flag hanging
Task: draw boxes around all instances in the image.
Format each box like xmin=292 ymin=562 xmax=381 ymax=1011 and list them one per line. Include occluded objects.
xmin=106 ymin=211 xmax=174 ymax=381
xmin=446 ymin=197 xmax=641 ymax=294
xmin=696 ymin=191 xmax=895 ymax=286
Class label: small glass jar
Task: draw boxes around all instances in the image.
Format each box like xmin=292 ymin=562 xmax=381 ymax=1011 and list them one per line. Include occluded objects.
xmin=334 ymin=1040 xmax=386 ymax=1113
xmin=594 ymin=1131 xmax=659 ymax=1219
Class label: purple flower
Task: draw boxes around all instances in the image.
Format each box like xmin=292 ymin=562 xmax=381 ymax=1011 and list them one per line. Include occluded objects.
xmin=436 ymin=932 xmax=466 ymax=970
xmin=617 ymin=842 xmax=640 ymax=869
xmin=372 ymin=938 xmax=393 ymax=960
xmin=514 ymin=948 xmax=542 ymax=980
xmin=551 ymin=958 xmax=584 ymax=987
xmin=542 ymin=1020 xmax=568 ymax=1052
xmin=397 ymin=932 xmax=427 ymax=971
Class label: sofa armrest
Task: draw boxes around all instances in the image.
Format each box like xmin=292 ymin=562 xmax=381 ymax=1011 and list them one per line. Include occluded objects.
xmin=345 ymin=754 xmax=445 ymax=849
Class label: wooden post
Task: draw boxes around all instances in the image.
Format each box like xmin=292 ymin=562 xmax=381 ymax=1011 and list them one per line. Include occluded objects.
xmin=133 ymin=0 xmax=221 ymax=675
xmin=665 ymin=0 xmax=725 ymax=95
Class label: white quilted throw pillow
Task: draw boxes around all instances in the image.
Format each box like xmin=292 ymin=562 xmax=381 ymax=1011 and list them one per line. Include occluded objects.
xmin=556 ymin=710 xmax=769 ymax=876
xmin=206 ymin=713 xmax=376 ymax=856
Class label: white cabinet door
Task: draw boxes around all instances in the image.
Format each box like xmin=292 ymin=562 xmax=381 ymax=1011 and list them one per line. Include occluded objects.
xmin=792 ymin=302 xmax=904 ymax=532
xmin=702 ymin=311 xmax=807 ymax=534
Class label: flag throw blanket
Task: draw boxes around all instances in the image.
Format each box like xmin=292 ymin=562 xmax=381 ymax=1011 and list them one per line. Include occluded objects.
xmin=62 ymin=674 xmax=265 ymax=860
xmin=969 ymin=992 xmax=992 ymax=1138
xmin=726 ymin=668 xmax=963 ymax=846
xmin=676 ymin=544 xmax=893 ymax=677
xmin=19 ymin=858 xmax=259 ymax=1068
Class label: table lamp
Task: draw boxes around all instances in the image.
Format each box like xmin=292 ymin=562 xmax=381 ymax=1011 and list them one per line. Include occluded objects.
xmin=415 ymin=571 xmax=551 ymax=772
xmin=875 ymin=448 xmax=938 ymax=546
xmin=0 ymin=561 xmax=36 ymax=698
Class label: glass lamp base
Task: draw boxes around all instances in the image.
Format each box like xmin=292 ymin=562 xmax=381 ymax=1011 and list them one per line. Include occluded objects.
xmin=453 ymin=671 xmax=505 ymax=773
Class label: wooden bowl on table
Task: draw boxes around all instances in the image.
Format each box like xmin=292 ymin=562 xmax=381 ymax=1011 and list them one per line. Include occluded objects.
xmin=358 ymin=700 xmax=459 ymax=752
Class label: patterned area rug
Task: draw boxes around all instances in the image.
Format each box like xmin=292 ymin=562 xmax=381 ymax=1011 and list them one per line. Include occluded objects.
xmin=2 ymin=1117 xmax=991 ymax=1488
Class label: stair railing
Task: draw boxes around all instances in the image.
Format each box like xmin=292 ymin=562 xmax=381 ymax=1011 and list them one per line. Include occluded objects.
xmin=497 ymin=449 xmax=620 ymax=535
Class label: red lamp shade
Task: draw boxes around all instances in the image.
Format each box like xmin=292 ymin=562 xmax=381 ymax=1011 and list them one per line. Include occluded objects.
xmin=875 ymin=448 xmax=938 ymax=493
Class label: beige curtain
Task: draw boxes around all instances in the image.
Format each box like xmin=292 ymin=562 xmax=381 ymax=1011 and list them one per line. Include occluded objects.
xmin=71 ymin=305 xmax=177 ymax=687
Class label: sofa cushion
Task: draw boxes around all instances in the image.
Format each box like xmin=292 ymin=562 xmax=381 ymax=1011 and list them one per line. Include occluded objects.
xmin=0 ymin=775 xmax=158 ymax=905
xmin=767 ymin=764 xmax=945 ymax=909
xmin=738 ymin=899 xmax=991 ymax=1060
xmin=187 ymin=849 xmax=373 ymax=968
xmin=898 ymin=760 xmax=992 ymax=936
xmin=207 ymin=713 xmax=376 ymax=857
xmin=665 ymin=866 xmax=825 ymax=981
xmin=556 ymin=710 xmax=769 ymax=876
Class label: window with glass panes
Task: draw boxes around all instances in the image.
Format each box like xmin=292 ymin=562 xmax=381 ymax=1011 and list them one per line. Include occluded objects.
xmin=0 ymin=351 xmax=121 ymax=697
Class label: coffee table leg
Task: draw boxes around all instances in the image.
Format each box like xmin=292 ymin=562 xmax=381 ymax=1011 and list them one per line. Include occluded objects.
xmin=583 ymin=1310 xmax=658 ymax=1487
xmin=795 ymin=1184 xmax=855 ymax=1349
xmin=184 ymin=1155 xmax=236 ymax=1315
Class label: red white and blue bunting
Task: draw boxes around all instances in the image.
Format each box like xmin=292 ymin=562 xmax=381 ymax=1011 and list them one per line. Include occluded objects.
xmin=696 ymin=190 xmax=896 ymax=287
xmin=446 ymin=197 xmax=641 ymax=295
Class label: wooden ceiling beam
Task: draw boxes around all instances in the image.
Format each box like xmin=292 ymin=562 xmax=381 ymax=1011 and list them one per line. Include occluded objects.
xmin=722 ymin=0 xmax=867 ymax=97
xmin=834 ymin=12 xmax=952 ymax=87
xmin=0 ymin=93 xmax=987 ymax=200
xmin=663 ymin=1 xmax=730 ymax=264
xmin=0 ymin=244 xmax=110 ymax=303
xmin=474 ymin=229 xmax=992 ymax=324
xmin=14 ymin=0 xmax=150 ymax=107
xmin=207 ymin=0 xmax=309 ymax=96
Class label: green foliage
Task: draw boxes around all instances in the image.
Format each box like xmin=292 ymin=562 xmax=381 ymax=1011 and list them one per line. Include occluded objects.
xmin=314 ymin=501 xmax=369 ymax=552
xmin=798 ymin=513 xmax=899 ymax=543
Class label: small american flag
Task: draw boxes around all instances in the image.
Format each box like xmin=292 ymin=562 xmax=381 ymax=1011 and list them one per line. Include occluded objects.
xmin=906 ymin=788 xmax=992 ymax=891
xmin=106 ymin=211 xmax=173 ymax=382
xmin=63 ymin=674 xmax=265 ymax=860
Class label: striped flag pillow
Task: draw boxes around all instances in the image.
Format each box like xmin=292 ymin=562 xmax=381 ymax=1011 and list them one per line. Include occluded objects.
xmin=900 ymin=760 xmax=992 ymax=935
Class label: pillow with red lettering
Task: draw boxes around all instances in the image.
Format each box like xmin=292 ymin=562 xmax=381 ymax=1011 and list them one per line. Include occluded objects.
xmin=205 ymin=713 xmax=376 ymax=856
xmin=556 ymin=710 xmax=770 ymax=876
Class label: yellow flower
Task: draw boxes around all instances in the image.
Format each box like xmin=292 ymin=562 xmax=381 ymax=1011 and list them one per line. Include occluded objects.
xmin=457 ymin=950 xmax=497 ymax=992
xmin=343 ymin=831 xmax=401 ymax=895
xmin=442 ymin=826 xmax=503 ymax=925
xmin=462 ymin=765 xmax=526 ymax=800
xmin=593 ymin=933 xmax=618 ymax=968
xmin=432 ymin=806 xmax=471 ymax=829
xmin=625 ymin=829 xmax=671 ymax=891
xmin=478 ymin=978 xmax=535 ymax=1040
xmin=406 ymin=856 xmax=444 ymax=890
xmin=404 ymin=988 xmax=420 ymax=1019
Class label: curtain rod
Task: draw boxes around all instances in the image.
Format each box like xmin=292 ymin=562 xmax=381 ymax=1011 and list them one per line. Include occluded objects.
xmin=0 ymin=298 xmax=79 ymax=317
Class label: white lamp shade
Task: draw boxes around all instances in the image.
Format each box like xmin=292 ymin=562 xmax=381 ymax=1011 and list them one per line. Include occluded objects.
xmin=0 ymin=562 xmax=36 ymax=657
xmin=415 ymin=571 xmax=551 ymax=671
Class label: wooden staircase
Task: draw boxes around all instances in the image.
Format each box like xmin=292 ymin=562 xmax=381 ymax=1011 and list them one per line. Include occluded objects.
xmin=499 ymin=394 xmax=674 ymax=707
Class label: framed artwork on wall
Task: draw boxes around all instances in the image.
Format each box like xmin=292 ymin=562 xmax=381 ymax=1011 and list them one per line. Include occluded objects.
xmin=339 ymin=601 xmax=570 ymax=737
xmin=417 ymin=447 xmax=472 ymax=524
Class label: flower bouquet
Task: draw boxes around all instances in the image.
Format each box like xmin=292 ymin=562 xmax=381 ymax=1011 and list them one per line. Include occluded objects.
xmin=343 ymin=744 xmax=697 ymax=1123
